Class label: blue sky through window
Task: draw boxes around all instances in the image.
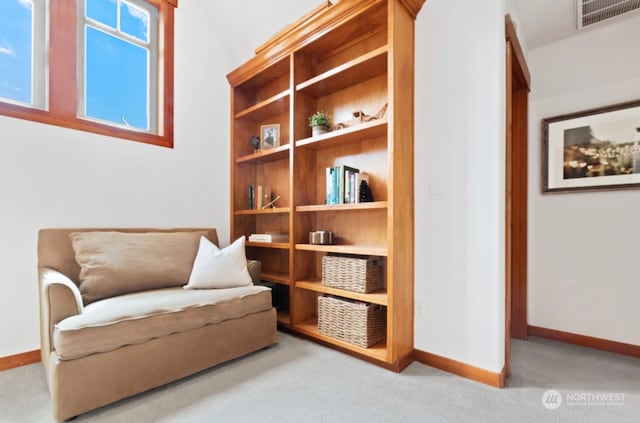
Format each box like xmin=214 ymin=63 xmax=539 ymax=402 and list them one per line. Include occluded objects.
xmin=86 ymin=26 xmax=148 ymax=130
xmin=0 ymin=0 xmax=33 ymax=104
xmin=121 ymin=2 xmax=149 ymax=42
xmin=84 ymin=0 xmax=151 ymax=130
xmin=87 ymin=0 xmax=117 ymax=29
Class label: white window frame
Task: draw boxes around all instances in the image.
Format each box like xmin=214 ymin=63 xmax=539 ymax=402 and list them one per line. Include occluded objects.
xmin=0 ymin=0 xmax=48 ymax=109
xmin=77 ymin=0 xmax=159 ymax=133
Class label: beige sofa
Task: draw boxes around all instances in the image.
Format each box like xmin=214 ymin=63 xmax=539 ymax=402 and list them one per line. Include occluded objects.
xmin=38 ymin=228 xmax=278 ymax=421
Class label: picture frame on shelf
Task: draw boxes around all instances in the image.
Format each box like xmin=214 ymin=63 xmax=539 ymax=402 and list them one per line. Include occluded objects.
xmin=260 ymin=124 xmax=280 ymax=150
xmin=542 ymin=99 xmax=640 ymax=193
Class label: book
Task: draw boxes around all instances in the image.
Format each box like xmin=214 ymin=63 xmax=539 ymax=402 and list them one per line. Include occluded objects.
xmin=325 ymin=167 xmax=335 ymax=205
xmin=250 ymin=185 xmax=271 ymax=209
xmin=342 ymin=165 xmax=359 ymax=203
xmin=248 ymin=185 xmax=255 ymax=210
xmin=248 ymin=233 xmax=289 ymax=243
xmin=325 ymin=165 xmax=359 ymax=205
xmin=333 ymin=166 xmax=339 ymax=204
xmin=347 ymin=170 xmax=356 ymax=203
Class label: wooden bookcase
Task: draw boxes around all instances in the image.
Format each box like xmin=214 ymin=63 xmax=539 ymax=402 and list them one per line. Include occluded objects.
xmin=227 ymin=0 xmax=424 ymax=371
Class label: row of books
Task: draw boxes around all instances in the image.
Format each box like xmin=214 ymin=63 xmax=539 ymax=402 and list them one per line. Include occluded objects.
xmin=248 ymin=185 xmax=272 ymax=210
xmin=325 ymin=165 xmax=369 ymax=205
xmin=247 ymin=233 xmax=289 ymax=243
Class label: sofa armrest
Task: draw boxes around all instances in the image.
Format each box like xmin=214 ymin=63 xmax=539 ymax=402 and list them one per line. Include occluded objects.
xmin=247 ymin=260 xmax=262 ymax=285
xmin=39 ymin=268 xmax=83 ymax=363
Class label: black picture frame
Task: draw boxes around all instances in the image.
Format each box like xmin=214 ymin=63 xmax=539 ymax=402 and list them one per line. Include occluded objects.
xmin=542 ymin=99 xmax=640 ymax=193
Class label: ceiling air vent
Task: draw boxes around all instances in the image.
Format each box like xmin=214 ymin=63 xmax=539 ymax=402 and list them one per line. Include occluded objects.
xmin=577 ymin=0 xmax=640 ymax=28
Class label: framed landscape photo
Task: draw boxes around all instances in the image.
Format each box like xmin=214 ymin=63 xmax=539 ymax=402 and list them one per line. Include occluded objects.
xmin=260 ymin=124 xmax=280 ymax=150
xmin=542 ymin=99 xmax=640 ymax=193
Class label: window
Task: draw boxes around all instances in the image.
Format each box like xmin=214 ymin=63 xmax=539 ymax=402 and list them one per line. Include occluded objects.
xmin=0 ymin=0 xmax=177 ymax=148
xmin=79 ymin=0 xmax=158 ymax=132
xmin=0 ymin=0 xmax=46 ymax=108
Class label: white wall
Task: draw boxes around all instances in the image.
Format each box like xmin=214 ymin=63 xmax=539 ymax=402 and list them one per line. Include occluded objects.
xmin=414 ymin=0 xmax=507 ymax=372
xmin=0 ymin=3 xmax=233 ymax=357
xmin=203 ymin=0 xmax=320 ymax=70
xmin=528 ymin=15 xmax=640 ymax=345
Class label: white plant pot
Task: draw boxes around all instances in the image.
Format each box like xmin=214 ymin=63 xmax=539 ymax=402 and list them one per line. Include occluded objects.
xmin=312 ymin=126 xmax=329 ymax=137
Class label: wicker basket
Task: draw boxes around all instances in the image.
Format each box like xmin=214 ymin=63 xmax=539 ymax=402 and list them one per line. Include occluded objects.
xmin=317 ymin=296 xmax=386 ymax=348
xmin=321 ymin=255 xmax=384 ymax=293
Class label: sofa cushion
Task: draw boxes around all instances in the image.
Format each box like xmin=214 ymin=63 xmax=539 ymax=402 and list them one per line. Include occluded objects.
xmin=53 ymin=285 xmax=272 ymax=360
xmin=185 ymin=236 xmax=252 ymax=289
xmin=70 ymin=231 xmax=206 ymax=304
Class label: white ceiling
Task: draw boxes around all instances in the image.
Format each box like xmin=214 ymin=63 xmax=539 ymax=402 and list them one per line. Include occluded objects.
xmin=203 ymin=0 xmax=639 ymax=68
xmin=511 ymin=0 xmax=640 ymax=50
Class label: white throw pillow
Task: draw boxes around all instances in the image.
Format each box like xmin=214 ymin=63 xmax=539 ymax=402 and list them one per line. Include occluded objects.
xmin=184 ymin=236 xmax=252 ymax=289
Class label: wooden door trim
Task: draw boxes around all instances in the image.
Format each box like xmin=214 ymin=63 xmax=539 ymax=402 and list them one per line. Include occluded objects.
xmin=505 ymin=40 xmax=513 ymax=379
xmin=505 ymin=13 xmax=530 ymax=383
xmin=510 ymin=89 xmax=528 ymax=340
xmin=505 ymin=15 xmax=530 ymax=91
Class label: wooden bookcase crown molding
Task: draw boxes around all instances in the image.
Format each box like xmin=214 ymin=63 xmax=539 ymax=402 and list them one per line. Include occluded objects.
xmin=400 ymin=0 xmax=427 ymax=18
xmin=227 ymin=0 xmax=424 ymax=87
xmin=227 ymin=0 xmax=424 ymax=371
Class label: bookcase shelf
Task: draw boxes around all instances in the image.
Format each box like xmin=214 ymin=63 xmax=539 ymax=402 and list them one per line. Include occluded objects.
xmin=227 ymin=0 xmax=423 ymax=371
xmin=296 ymin=46 xmax=388 ymax=98
xmin=277 ymin=310 xmax=291 ymax=326
xmin=296 ymin=280 xmax=387 ymax=306
xmin=235 ymin=90 xmax=290 ymax=122
xmin=261 ymin=271 xmax=290 ymax=286
xmin=295 ymin=244 xmax=387 ymax=257
xmin=296 ymin=319 xmax=387 ymax=362
xmin=296 ymin=118 xmax=387 ymax=150
xmin=234 ymin=207 xmax=291 ymax=216
xmin=296 ymin=201 xmax=387 ymax=213
xmin=232 ymin=55 xmax=290 ymax=114
xmin=235 ymin=145 xmax=290 ymax=164
xmin=246 ymin=241 xmax=290 ymax=250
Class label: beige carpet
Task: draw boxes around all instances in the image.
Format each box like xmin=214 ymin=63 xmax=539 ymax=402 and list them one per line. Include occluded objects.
xmin=1 ymin=332 xmax=638 ymax=422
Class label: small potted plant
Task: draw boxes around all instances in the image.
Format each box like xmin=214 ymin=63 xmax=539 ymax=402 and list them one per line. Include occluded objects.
xmin=309 ymin=111 xmax=330 ymax=137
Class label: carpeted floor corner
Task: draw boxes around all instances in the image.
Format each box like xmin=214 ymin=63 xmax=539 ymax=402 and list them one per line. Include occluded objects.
xmin=1 ymin=332 xmax=638 ymax=422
